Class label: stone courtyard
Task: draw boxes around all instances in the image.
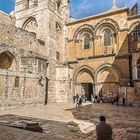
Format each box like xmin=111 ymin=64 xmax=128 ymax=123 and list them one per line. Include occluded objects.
xmin=0 ymin=103 xmax=140 ymax=140
xmin=0 ymin=0 xmax=140 ymax=139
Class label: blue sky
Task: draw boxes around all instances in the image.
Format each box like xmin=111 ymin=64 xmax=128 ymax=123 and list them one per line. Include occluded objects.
xmin=0 ymin=0 xmax=138 ymax=18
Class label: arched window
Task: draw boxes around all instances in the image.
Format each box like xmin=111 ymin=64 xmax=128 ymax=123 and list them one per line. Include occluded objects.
xmin=137 ymin=58 xmax=140 ymax=79
xmin=56 ymin=22 xmax=61 ymax=31
xmin=83 ymin=34 xmax=91 ymax=49
xmin=57 ymin=0 xmax=61 ymax=12
xmin=104 ymin=30 xmax=111 ymax=46
xmin=22 ymin=17 xmax=38 ymax=33
xmin=15 ymin=76 xmax=20 ymax=88
xmin=25 ymin=0 xmax=30 ymax=9
xmin=0 ymin=51 xmax=14 ymax=69
xmin=132 ymin=24 xmax=140 ymax=41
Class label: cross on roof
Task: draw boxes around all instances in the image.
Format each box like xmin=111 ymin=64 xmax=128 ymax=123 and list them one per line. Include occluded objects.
xmin=113 ymin=0 xmax=116 ymax=8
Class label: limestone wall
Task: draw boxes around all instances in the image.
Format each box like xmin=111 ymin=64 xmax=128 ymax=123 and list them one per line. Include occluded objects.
xmin=55 ymin=66 xmax=73 ymax=102
xmin=0 ymin=70 xmax=46 ymax=110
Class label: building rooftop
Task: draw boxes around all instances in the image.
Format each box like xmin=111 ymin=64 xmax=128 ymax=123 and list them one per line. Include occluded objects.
xmin=67 ymin=7 xmax=129 ymax=25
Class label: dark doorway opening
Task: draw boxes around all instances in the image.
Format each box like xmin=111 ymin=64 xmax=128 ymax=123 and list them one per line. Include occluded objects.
xmin=81 ymin=83 xmax=93 ymax=101
xmin=45 ymin=78 xmax=49 ymax=105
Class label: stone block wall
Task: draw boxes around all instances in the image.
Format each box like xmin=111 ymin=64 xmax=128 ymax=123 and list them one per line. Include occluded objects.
xmin=0 ymin=70 xmax=46 ymax=110
xmin=55 ymin=65 xmax=73 ymax=103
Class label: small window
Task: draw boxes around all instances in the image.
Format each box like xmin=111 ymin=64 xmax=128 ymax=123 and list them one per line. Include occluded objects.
xmin=104 ymin=30 xmax=111 ymax=46
xmin=132 ymin=24 xmax=140 ymax=41
xmin=57 ymin=0 xmax=61 ymax=12
xmin=56 ymin=22 xmax=61 ymax=31
xmin=83 ymin=34 xmax=91 ymax=49
xmin=56 ymin=51 xmax=60 ymax=60
xmin=15 ymin=76 xmax=20 ymax=88
xmin=25 ymin=0 xmax=30 ymax=9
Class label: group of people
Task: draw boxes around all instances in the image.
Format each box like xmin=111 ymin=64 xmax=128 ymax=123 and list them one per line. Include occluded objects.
xmin=93 ymin=95 xmax=103 ymax=103
xmin=72 ymin=93 xmax=125 ymax=140
xmin=73 ymin=94 xmax=83 ymax=108
xmin=72 ymin=94 xmax=120 ymax=139
xmin=112 ymin=95 xmax=126 ymax=106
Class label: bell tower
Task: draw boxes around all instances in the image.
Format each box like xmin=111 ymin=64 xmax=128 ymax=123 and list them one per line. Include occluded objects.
xmin=61 ymin=0 xmax=70 ymax=18
xmin=55 ymin=0 xmax=70 ymax=20
xmin=15 ymin=0 xmax=50 ymax=39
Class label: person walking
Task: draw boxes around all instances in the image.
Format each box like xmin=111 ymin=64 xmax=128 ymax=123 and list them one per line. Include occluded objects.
xmin=96 ymin=116 xmax=113 ymax=140
xmin=122 ymin=97 xmax=126 ymax=106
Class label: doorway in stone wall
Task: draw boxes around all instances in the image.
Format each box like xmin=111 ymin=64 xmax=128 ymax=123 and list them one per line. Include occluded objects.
xmin=45 ymin=78 xmax=49 ymax=105
xmin=81 ymin=83 xmax=93 ymax=101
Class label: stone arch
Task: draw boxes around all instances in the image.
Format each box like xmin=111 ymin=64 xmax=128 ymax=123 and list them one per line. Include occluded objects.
xmin=129 ymin=21 xmax=140 ymax=33
xmin=96 ymin=67 xmax=119 ymax=83
xmin=0 ymin=51 xmax=16 ymax=70
xmin=95 ymin=63 xmax=121 ymax=82
xmin=94 ymin=18 xmax=120 ymax=34
xmin=22 ymin=17 xmax=38 ymax=34
xmin=95 ymin=63 xmax=121 ymax=97
xmin=129 ymin=21 xmax=140 ymax=42
xmin=74 ymin=66 xmax=95 ymax=101
xmin=73 ymin=24 xmax=95 ymax=40
xmin=74 ymin=65 xmax=95 ymax=83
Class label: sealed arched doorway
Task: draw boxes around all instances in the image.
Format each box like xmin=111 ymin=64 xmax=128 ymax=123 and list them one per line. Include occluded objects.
xmin=96 ymin=66 xmax=120 ymax=98
xmin=0 ymin=51 xmax=15 ymax=70
xmin=74 ymin=66 xmax=95 ymax=101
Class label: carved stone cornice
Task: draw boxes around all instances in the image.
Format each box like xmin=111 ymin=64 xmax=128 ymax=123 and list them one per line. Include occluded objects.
xmin=0 ymin=43 xmax=23 ymax=56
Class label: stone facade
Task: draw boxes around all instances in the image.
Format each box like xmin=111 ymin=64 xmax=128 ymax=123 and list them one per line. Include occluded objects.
xmin=0 ymin=1 xmax=140 ymax=110
xmin=66 ymin=7 xmax=140 ymax=104
xmin=0 ymin=0 xmax=72 ymax=110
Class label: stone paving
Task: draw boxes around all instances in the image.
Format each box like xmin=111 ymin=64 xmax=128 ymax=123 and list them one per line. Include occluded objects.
xmin=0 ymin=103 xmax=140 ymax=140
xmin=70 ymin=104 xmax=140 ymax=140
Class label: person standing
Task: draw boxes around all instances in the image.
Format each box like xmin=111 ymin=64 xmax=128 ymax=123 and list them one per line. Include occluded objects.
xmin=122 ymin=97 xmax=126 ymax=106
xmin=96 ymin=116 xmax=113 ymax=140
xmin=78 ymin=95 xmax=82 ymax=107
xmin=75 ymin=94 xmax=79 ymax=102
xmin=73 ymin=95 xmax=76 ymax=103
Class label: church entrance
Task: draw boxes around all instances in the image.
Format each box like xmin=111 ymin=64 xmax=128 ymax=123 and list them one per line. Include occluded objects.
xmin=45 ymin=78 xmax=49 ymax=105
xmin=81 ymin=83 xmax=93 ymax=101
xmin=74 ymin=66 xmax=95 ymax=102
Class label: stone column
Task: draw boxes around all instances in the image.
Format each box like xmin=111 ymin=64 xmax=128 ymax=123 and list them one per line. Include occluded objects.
xmin=133 ymin=66 xmax=137 ymax=80
xmin=93 ymin=84 xmax=96 ymax=97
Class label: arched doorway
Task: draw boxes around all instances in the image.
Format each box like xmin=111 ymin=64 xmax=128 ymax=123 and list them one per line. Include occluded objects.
xmin=96 ymin=66 xmax=119 ymax=99
xmin=0 ymin=51 xmax=15 ymax=69
xmin=74 ymin=66 xmax=95 ymax=101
